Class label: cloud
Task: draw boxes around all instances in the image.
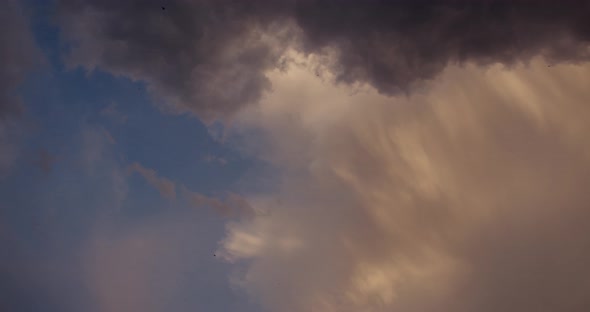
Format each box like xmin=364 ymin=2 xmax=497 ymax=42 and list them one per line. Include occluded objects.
xmin=57 ymin=0 xmax=590 ymax=120
xmin=183 ymin=186 xmax=256 ymax=218
xmin=292 ymin=0 xmax=590 ymax=93
xmin=0 ymin=0 xmax=41 ymax=174
xmin=84 ymin=216 xmax=192 ymax=312
xmin=52 ymin=2 xmax=590 ymax=311
xmin=127 ymin=161 xmax=257 ymax=217
xmin=128 ymin=162 xmax=176 ymax=200
xmin=0 ymin=120 xmax=22 ymax=175
xmin=100 ymin=102 xmax=128 ymax=124
xmin=1 ymin=0 xmax=40 ymax=118
xmin=0 ymin=123 xmax=130 ymax=312
xmin=219 ymin=54 xmax=590 ymax=312
xmin=82 ymin=207 xmax=257 ymax=312
xmin=203 ymin=154 xmax=228 ymax=166
xmin=34 ymin=148 xmax=57 ymax=173
xmin=57 ymin=0 xmax=294 ymax=122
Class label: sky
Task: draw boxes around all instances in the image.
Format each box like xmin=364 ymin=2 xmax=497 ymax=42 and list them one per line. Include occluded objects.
xmin=2 ymin=1 xmax=590 ymax=311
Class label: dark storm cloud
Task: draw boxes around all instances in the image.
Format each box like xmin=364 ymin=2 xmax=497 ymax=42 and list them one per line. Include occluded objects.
xmin=58 ymin=0 xmax=590 ymax=119
xmin=57 ymin=0 xmax=293 ymax=121
xmin=293 ymin=0 xmax=590 ymax=93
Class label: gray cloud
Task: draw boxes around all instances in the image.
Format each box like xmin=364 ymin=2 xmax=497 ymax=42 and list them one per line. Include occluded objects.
xmin=293 ymin=0 xmax=590 ymax=93
xmin=57 ymin=0 xmax=590 ymax=120
xmin=57 ymin=0 xmax=293 ymax=122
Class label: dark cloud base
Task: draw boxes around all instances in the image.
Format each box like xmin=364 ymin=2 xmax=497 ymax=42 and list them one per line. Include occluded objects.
xmin=58 ymin=0 xmax=590 ymax=119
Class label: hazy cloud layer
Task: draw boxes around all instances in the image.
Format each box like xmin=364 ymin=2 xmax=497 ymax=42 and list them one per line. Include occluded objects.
xmin=1 ymin=0 xmax=40 ymax=118
xmin=219 ymin=56 xmax=590 ymax=312
xmin=33 ymin=148 xmax=57 ymax=174
xmin=85 ymin=215 xmax=202 ymax=312
xmin=57 ymin=0 xmax=590 ymax=120
xmin=0 ymin=120 xmax=23 ymax=175
xmin=0 ymin=0 xmax=41 ymax=173
xmin=0 ymin=125 xmax=130 ymax=312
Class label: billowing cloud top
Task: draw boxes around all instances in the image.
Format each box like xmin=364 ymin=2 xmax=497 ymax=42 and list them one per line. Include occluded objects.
xmin=58 ymin=0 xmax=590 ymax=120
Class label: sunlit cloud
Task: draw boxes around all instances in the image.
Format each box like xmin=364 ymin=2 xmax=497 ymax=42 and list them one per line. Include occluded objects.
xmin=221 ymin=54 xmax=590 ymax=312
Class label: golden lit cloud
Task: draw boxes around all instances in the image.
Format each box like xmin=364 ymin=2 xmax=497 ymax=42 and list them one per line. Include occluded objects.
xmin=221 ymin=54 xmax=590 ymax=312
